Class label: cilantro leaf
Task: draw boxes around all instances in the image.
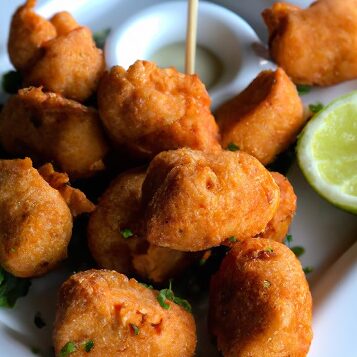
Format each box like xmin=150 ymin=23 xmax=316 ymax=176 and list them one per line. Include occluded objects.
xmin=303 ymin=266 xmax=313 ymax=274
xmin=284 ymin=234 xmax=293 ymax=246
xmin=93 ymin=29 xmax=110 ymax=49
xmin=157 ymin=281 xmax=192 ymax=312
xmin=173 ymin=296 xmax=192 ymax=312
xmin=291 ymin=246 xmax=305 ymax=258
xmin=120 ymin=228 xmax=133 ymax=239
xmin=228 ymin=236 xmax=238 ymax=243
xmin=140 ymin=283 xmax=153 ymax=289
xmin=226 ymin=143 xmax=239 ymax=152
xmin=130 ymin=324 xmax=140 ymax=336
xmin=264 ymin=247 xmax=274 ymax=253
xmin=0 ymin=267 xmax=31 ymax=308
xmin=1 ymin=70 xmax=22 ymax=94
xmin=296 ymin=84 xmax=311 ymax=95
xmin=84 ymin=340 xmax=94 ymax=352
xmin=309 ymin=102 xmax=324 ymax=113
xmin=60 ymin=341 xmax=77 ymax=356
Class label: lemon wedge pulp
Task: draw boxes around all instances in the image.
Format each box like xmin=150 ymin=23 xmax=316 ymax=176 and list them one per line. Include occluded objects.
xmin=297 ymin=91 xmax=357 ymax=214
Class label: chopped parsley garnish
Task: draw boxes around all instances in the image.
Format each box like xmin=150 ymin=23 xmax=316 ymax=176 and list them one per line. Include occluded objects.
xmin=291 ymin=246 xmax=305 ymax=258
xmin=296 ymin=84 xmax=311 ymax=95
xmin=263 ymin=280 xmax=271 ymax=288
xmin=60 ymin=341 xmax=77 ymax=356
xmin=264 ymin=247 xmax=274 ymax=253
xmin=226 ymin=143 xmax=240 ymax=152
xmin=0 ymin=267 xmax=31 ymax=308
xmin=199 ymin=250 xmax=212 ymax=266
xmin=157 ymin=281 xmax=192 ymax=312
xmin=93 ymin=28 xmax=110 ymax=49
xmin=309 ymin=102 xmax=324 ymax=113
xmin=84 ymin=340 xmax=94 ymax=352
xmin=130 ymin=324 xmax=140 ymax=335
xmin=285 ymin=234 xmax=293 ymax=246
xmin=303 ymin=266 xmax=313 ymax=274
xmin=120 ymin=228 xmax=134 ymax=239
xmin=228 ymin=236 xmax=238 ymax=243
xmin=1 ymin=70 xmax=22 ymax=94
xmin=34 ymin=311 xmax=46 ymax=328
xmin=30 ymin=347 xmax=41 ymax=355
xmin=140 ymin=282 xmax=153 ymax=289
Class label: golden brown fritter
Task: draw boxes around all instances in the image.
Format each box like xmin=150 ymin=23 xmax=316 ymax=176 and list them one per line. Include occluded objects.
xmin=53 ymin=270 xmax=197 ymax=357
xmin=142 ymin=148 xmax=280 ymax=251
xmin=8 ymin=0 xmax=105 ymax=102
xmin=97 ymin=61 xmax=221 ymax=159
xmin=262 ymin=0 xmax=357 ymax=85
xmin=8 ymin=0 xmax=57 ymax=71
xmin=258 ymin=172 xmax=296 ymax=242
xmin=0 ymin=87 xmax=108 ymax=179
xmin=88 ymin=169 xmax=197 ymax=283
xmin=216 ymin=68 xmax=304 ymax=165
xmin=0 ymin=158 xmax=72 ymax=277
xmin=25 ymin=27 xmax=105 ymax=102
xmin=209 ymin=238 xmax=313 ymax=357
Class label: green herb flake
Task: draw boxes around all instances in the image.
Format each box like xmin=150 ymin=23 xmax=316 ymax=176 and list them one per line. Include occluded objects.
xmin=157 ymin=281 xmax=192 ymax=312
xmin=296 ymin=84 xmax=311 ymax=95
xmin=1 ymin=70 xmax=22 ymax=94
xmin=285 ymin=234 xmax=293 ymax=246
xmin=140 ymin=282 xmax=153 ymax=289
xmin=130 ymin=324 xmax=140 ymax=336
xmin=30 ymin=346 xmax=41 ymax=355
xmin=303 ymin=266 xmax=313 ymax=274
xmin=291 ymin=246 xmax=305 ymax=258
xmin=264 ymin=247 xmax=274 ymax=253
xmin=228 ymin=236 xmax=238 ymax=243
xmin=263 ymin=280 xmax=271 ymax=288
xmin=227 ymin=143 xmax=240 ymax=152
xmin=83 ymin=340 xmax=94 ymax=353
xmin=93 ymin=28 xmax=110 ymax=49
xmin=309 ymin=102 xmax=324 ymax=113
xmin=34 ymin=311 xmax=46 ymax=329
xmin=0 ymin=267 xmax=31 ymax=308
xmin=60 ymin=341 xmax=77 ymax=357
xmin=120 ymin=228 xmax=134 ymax=239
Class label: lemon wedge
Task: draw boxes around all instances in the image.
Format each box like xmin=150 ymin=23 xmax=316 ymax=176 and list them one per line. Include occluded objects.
xmin=297 ymin=91 xmax=357 ymax=214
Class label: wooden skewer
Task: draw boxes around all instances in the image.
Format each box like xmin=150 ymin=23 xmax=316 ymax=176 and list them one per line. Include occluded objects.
xmin=185 ymin=0 xmax=199 ymax=74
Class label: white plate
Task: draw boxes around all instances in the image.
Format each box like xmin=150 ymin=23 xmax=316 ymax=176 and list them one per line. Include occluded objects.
xmin=0 ymin=1 xmax=357 ymax=356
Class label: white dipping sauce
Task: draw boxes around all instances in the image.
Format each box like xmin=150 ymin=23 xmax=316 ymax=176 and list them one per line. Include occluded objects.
xmin=150 ymin=42 xmax=223 ymax=90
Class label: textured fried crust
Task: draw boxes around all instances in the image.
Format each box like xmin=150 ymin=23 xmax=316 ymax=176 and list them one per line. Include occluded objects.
xmin=8 ymin=0 xmax=57 ymax=71
xmin=0 ymin=87 xmax=108 ymax=179
xmin=38 ymin=163 xmax=95 ymax=217
xmin=0 ymin=158 xmax=72 ymax=277
xmin=97 ymin=61 xmax=220 ymax=158
xmin=25 ymin=27 xmax=105 ymax=101
xmin=216 ymin=68 xmax=304 ymax=165
xmin=50 ymin=11 xmax=79 ymax=36
xmin=53 ymin=270 xmax=197 ymax=357
xmin=258 ymin=172 xmax=296 ymax=242
xmin=142 ymin=148 xmax=280 ymax=251
xmin=88 ymin=169 xmax=196 ymax=282
xmin=262 ymin=0 xmax=357 ymax=85
xmin=209 ymin=238 xmax=312 ymax=357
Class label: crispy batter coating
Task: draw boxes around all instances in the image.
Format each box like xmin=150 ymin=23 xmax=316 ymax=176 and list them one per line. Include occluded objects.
xmin=53 ymin=270 xmax=197 ymax=357
xmin=25 ymin=27 xmax=105 ymax=101
xmin=209 ymin=238 xmax=313 ymax=357
xmin=216 ymin=68 xmax=304 ymax=165
xmin=262 ymin=0 xmax=357 ymax=85
xmin=97 ymin=61 xmax=221 ymax=158
xmin=0 ymin=158 xmax=72 ymax=277
xmin=142 ymin=148 xmax=280 ymax=251
xmin=0 ymin=87 xmax=108 ymax=179
xmin=8 ymin=0 xmax=105 ymax=101
xmin=38 ymin=163 xmax=95 ymax=217
xmin=88 ymin=169 xmax=196 ymax=283
xmin=258 ymin=172 xmax=296 ymax=242
xmin=8 ymin=0 xmax=57 ymax=71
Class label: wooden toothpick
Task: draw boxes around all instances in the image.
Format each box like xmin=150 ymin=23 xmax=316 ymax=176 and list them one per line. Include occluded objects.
xmin=185 ymin=0 xmax=199 ymax=74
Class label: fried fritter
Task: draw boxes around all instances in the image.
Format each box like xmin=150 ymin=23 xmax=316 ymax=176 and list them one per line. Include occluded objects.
xmin=263 ymin=0 xmax=357 ymax=85
xmin=8 ymin=0 xmax=105 ymax=101
xmin=88 ymin=169 xmax=196 ymax=283
xmin=0 ymin=158 xmax=72 ymax=277
xmin=97 ymin=61 xmax=220 ymax=159
xmin=216 ymin=68 xmax=304 ymax=165
xmin=0 ymin=87 xmax=108 ymax=179
xmin=258 ymin=172 xmax=296 ymax=242
xmin=53 ymin=270 xmax=197 ymax=357
xmin=142 ymin=148 xmax=280 ymax=251
xmin=209 ymin=238 xmax=313 ymax=357
xmin=8 ymin=0 xmax=57 ymax=71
